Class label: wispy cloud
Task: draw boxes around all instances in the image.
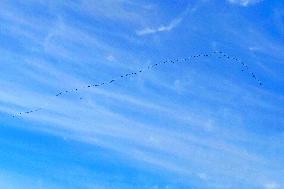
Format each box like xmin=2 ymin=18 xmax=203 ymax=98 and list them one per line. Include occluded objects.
xmin=227 ymin=0 xmax=263 ymax=6
xmin=264 ymin=182 xmax=280 ymax=189
xmin=136 ymin=17 xmax=183 ymax=36
xmin=136 ymin=6 xmax=192 ymax=36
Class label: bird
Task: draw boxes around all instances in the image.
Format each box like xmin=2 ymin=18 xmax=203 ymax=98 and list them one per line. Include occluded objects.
xmin=13 ymin=51 xmax=263 ymax=117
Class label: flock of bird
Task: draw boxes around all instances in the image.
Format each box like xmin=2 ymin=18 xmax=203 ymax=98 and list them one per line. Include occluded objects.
xmin=12 ymin=51 xmax=262 ymax=118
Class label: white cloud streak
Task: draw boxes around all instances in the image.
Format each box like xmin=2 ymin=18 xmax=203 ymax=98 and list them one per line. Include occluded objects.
xmin=227 ymin=0 xmax=263 ymax=6
xmin=136 ymin=5 xmax=192 ymax=36
xmin=136 ymin=17 xmax=183 ymax=36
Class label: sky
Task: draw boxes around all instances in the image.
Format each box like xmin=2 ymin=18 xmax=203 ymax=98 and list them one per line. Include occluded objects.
xmin=0 ymin=0 xmax=284 ymax=188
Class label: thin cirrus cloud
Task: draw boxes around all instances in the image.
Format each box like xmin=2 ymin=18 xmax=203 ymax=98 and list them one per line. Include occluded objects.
xmin=227 ymin=0 xmax=263 ymax=6
xmin=136 ymin=5 xmax=192 ymax=36
xmin=136 ymin=16 xmax=183 ymax=36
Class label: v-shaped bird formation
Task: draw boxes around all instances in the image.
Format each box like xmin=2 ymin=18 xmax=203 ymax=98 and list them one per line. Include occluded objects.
xmin=12 ymin=51 xmax=262 ymax=118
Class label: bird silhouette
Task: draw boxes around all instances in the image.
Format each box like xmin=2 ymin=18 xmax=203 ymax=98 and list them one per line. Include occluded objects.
xmin=13 ymin=51 xmax=263 ymax=117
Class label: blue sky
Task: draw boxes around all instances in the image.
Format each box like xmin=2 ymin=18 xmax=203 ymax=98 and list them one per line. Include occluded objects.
xmin=0 ymin=0 xmax=284 ymax=188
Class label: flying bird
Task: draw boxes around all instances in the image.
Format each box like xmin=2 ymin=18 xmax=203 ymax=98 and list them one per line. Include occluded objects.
xmin=13 ymin=51 xmax=263 ymax=117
